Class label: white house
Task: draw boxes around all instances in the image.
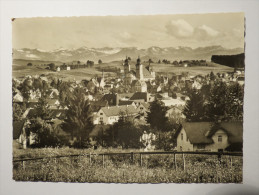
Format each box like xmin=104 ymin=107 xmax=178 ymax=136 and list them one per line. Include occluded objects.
xmin=94 ymin=105 xmax=139 ymax=125
xmin=161 ymin=98 xmax=186 ymax=107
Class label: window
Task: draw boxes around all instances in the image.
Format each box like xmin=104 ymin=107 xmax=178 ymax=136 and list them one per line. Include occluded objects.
xmin=100 ymin=113 xmax=103 ymax=115
xmin=180 ymin=146 xmax=182 ymax=151
xmin=197 ymin=144 xmax=205 ymax=150
xmin=181 ymin=133 xmax=183 ymax=141
xmin=218 ymin=135 xmax=222 ymax=142
xmin=100 ymin=117 xmax=103 ymax=122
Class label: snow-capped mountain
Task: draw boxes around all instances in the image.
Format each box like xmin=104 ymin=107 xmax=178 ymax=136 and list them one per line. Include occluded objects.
xmin=13 ymin=46 xmax=244 ymax=63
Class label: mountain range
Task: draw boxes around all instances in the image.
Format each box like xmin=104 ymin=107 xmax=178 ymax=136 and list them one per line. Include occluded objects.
xmin=13 ymin=46 xmax=244 ymax=63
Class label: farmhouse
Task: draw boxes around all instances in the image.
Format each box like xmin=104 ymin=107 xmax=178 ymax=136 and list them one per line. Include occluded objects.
xmin=94 ymin=105 xmax=139 ymax=125
xmin=175 ymin=122 xmax=243 ymax=152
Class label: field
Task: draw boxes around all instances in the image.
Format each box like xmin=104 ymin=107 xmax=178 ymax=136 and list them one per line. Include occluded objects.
xmin=12 ymin=59 xmax=115 ymax=81
xmin=13 ymin=59 xmax=234 ymax=80
xmin=13 ymin=148 xmax=242 ymax=183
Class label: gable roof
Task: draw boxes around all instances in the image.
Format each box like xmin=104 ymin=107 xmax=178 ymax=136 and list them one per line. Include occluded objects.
xmin=182 ymin=122 xmax=214 ymax=144
xmin=215 ymin=122 xmax=243 ymax=143
xmin=130 ymin=92 xmax=148 ymax=101
xmin=90 ymin=100 xmax=109 ymax=112
xmin=118 ymin=100 xmax=135 ymax=106
xmin=100 ymin=105 xmax=138 ymax=117
xmin=180 ymin=122 xmax=243 ymax=144
xmin=27 ymin=109 xmax=66 ymax=119
xmin=139 ymin=102 xmax=150 ymax=110
xmin=13 ymin=120 xmax=25 ymax=139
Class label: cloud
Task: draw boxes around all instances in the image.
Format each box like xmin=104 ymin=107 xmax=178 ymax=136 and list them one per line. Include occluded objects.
xmin=166 ymin=20 xmax=220 ymax=41
xmin=194 ymin=25 xmax=220 ymax=40
xmin=165 ymin=19 xmax=194 ymax=38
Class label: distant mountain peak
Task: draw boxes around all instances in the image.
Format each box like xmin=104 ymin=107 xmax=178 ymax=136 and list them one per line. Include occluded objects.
xmin=13 ymin=46 xmax=244 ymax=62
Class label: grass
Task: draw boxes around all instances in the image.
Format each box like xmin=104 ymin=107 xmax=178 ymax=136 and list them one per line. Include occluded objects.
xmin=12 ymin=59 xmax=116 ymax=81
xmin=13 ymin=148 xmax=242 ymax=183
xmin=13 ymin=58 xmax=234 ymax=80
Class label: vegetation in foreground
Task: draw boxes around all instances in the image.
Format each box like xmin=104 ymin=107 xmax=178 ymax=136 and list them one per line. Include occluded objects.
xmin=13 ymin=148 xmax=242 ymax=183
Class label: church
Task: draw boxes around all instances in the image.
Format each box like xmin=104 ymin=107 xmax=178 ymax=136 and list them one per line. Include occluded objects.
xmin=123 ymin=57 xmax=155 ymax=92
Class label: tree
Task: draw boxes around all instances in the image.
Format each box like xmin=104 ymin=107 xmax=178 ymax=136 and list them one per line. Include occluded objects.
xmin=148 ymin=58 xmax=153 ymax=65
xmin=35 ymin=97 xmax=51 ymax=120
xmin=62 ymin=88 xmax=93 ymax=147
xmin=13 ymin=103 xmax=26 ymax=121
xmin=209 ymin=71 xmax=216 ymax=80
xmin=27 ymin=62 xmax=32 ymax=66
xmin=106 ymin=115 xmax=143 ymax=148
xmin=158 ymin=59 xmax=161 ymax=64
xmin=146 ymin=100 xmax=168 ymax=148
xmin=98 ymin=59 xmax=102 ymax=64
xmin=225 ymin=82 xmax=244 ymax=121
xmin=27 ymin=117 xmax=63 ymax=147
xmin=183 ymin=89 xmax=205 ymax=122
xmin=32 ymin=78 xmax=43 ymax=90
xmin=49 ymin=63 xmax=55 ymax=71
xmin=205 ymin=81 xmax=229 ymax=121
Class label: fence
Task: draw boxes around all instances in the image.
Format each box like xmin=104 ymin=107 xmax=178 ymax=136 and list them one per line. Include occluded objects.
xmin=13 ymin=151 xmax=242 ymax=170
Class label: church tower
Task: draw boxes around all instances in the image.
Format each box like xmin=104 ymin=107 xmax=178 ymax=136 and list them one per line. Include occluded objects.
xmin=136 ymin=56 xmax=143 ymax=80
xmin=124 ymin=56 xmax=130 ymax=75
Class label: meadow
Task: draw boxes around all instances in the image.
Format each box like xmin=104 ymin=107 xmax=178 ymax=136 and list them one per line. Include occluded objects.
xmin=13 ymin=58 xmax=233 ymax=80
xmin=13 ymin=148 xmax=242 ymax=183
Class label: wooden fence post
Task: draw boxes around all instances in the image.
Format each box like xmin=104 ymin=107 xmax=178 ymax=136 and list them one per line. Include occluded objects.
xmin=140 ymin=154 xmax=142 ymax=167
xmin=89 ymin=152 xmax=92 ymax=165
xmin=131 ymin=152 xmax=134 ymax=164
xmin=22 ymin=161 xmax=25 ymax=169
xmin=174 ymin=153 xmax=177 ymax=170
xmin=182 ymin=153 xmax=185 ymax=171
xmin=102 ymin=154 xmax=105 ymax=168
xmin=218 ymin=152 xmax=222 ymax=165
xmin=230 ymin=156 xmax=232 ymax=169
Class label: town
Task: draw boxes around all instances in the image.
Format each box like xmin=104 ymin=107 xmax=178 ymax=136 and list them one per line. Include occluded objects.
xmin=13 ymin=56 xmax=244 ymax=152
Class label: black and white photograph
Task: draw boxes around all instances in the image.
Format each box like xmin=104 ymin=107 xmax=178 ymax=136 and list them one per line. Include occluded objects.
xmin=11 ymin=12 xmax=246 ymax=183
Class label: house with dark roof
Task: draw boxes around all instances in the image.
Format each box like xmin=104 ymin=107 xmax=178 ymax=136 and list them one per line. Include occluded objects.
xmin=118 ymin=100 xmax=136 ymax=107
xmin=100 ymin=93 xmax=120 ymax=106
xmin=13 ymin=120 xmax=27 ymax=149
xmin=130 ymin=92 xmax=154 ymax=103
xmin=94 ymin=105 xmax=139 ymax=125
xmin=175 ymin=122 xmax=243 ymax=152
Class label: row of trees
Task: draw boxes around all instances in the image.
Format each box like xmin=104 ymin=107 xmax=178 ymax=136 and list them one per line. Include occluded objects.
xmin=184 ymin=81 xmax=244 ymax=122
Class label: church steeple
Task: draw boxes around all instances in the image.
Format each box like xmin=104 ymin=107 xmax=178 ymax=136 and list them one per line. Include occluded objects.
xmin=124 ymin=56 xmax=130 ymax=74
xmin=136 ymin=56 xmax=143 ymax=80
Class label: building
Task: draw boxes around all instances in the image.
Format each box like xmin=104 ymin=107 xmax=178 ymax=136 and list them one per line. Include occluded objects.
xmin=123 ymin=56 xmax=155 ymax=85
xmin=175 ymin=122 xmax=243 ymax=152
xmin=161 ymin=98 xmax=186 ymax=107
xmin=94 ymin=105 xmax=139 ymax=125
xmin=166 ymin=106 xmax=185 ymax=120
xmin=130 ymin=92 xmax=154 ymax=103
xmin=131 ymin=80 xmax=147 ymax=92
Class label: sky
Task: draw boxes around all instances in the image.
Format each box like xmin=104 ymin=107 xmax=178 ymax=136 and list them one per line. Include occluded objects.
xmin=12 ymin=13 xmax=245 ymax=51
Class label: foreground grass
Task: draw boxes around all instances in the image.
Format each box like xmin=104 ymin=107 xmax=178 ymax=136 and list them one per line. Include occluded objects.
xmin=13 ymin=148 xmax=242 ymax=183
